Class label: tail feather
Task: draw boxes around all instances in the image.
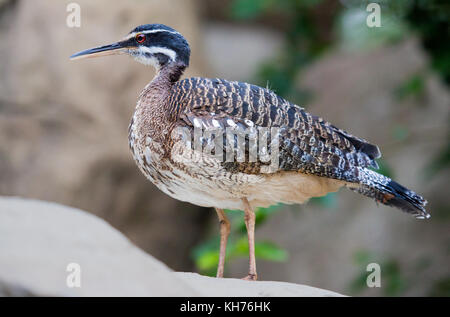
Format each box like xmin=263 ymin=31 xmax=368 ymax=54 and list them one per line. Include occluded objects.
xmin=349 ymin=169 xmax=429 ymax=219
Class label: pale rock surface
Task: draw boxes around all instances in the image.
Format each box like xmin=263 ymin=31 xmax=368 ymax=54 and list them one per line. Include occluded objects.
xmin=0 ymin=197 xmax=343 ymax=297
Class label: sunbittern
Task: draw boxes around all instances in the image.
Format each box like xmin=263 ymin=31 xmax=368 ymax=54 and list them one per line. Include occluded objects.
xmin=71 ymin=24 xmax=429 ymax=281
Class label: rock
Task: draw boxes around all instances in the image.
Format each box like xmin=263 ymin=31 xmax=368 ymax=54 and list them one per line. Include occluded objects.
xmin=175 ymin=273 xmax=343 ymax=297
xmin=0 ymin=196 xmax=343 ymax=296
xmin=0 ymin=196 xmax=193 ymax=296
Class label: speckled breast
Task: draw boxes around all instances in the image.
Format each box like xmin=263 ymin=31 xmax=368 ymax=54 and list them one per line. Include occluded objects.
xmin=128 ymin=113 xmax=166 ymax=185
xmin=127 ymin=112 xmax=264 ymax=209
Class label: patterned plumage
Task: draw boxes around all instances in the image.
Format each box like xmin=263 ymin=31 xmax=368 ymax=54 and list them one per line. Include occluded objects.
xmin=161 ymin=76 xmax=426 ymax=218
xmin=71 ymin=24 xmax=429 ymax=281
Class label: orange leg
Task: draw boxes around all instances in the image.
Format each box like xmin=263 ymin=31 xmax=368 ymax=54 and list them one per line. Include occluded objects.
xmin=215 ymin=208 xmax=231 ymax=278
xmin=241 ymin=198 xmax=257 ymax=281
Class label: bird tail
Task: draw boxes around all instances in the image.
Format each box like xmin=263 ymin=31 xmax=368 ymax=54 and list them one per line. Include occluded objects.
xmin=348 ymin=168 xmax=429 ymax=219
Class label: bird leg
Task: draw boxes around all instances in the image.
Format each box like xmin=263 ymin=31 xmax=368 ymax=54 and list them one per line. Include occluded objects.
xmin=241 ymin=198 xmax=257 ymax=281
xmin=215 ymin=208 xmax=230 ymax=278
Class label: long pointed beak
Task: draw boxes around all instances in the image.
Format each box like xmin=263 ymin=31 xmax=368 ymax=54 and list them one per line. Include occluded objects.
xmin=70 ymin=41 xmax=130 ymax=60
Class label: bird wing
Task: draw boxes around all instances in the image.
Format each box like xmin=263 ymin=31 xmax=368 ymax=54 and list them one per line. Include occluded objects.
xmin=170 ymin=77 xmax=381 ymax=183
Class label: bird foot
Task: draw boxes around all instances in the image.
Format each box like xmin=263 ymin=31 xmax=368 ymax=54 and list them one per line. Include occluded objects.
xmin=241 ymin=274 xmax=257 ymax=281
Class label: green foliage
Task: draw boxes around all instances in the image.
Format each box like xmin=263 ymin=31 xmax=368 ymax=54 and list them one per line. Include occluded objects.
xmin=394 ymin=74 xmax=426 ymax=101
xmin=429 ymin=277 xmax=450 ymax=297
xmin=382 ymin=260 xmax=407 ymax=296
xmin=192 ymin=237 xmax=222 ymax=275
xmin=349 ymin=250 xmax=373 ymax=294
xmin=310 ymin=192 xmax=338 ymax=209
xmin=392 ymin=125 xmax=410 ymax=143
xmin=425 ymin=142 xmax=450 ymax=179
xmin=231 ymin=0 xmax=324 ymax=21
xmin=235 ymin=237 xmax=289 ymax=262
xmin=230 ymin=0 xmax=273 ymax=20
xmin=254 ymin=241 xmax=289 ymax=261
xmin=236 ymin=204 xmax=281 ymax=233
xmin=405 ymin=0 xmax=450 ymax=85
xmin=369 ymin=158 xmax=394 ymax=179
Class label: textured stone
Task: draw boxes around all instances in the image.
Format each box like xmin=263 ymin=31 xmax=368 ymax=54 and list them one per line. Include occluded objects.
xmin=0 ymin=197 xmax=343 ymax=296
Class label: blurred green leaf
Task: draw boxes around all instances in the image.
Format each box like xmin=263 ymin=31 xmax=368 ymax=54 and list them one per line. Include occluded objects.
xmin=255 ymin=241 xmax=289 ymax=261
xmin=370 ymin=158 xmax=394 ymax=178
xmin=424 ymin=143 xmax=450 ymax=178
xmin=191 ymin=237 xmax=220 ymax=270
xmin=425 ymin=202 xmax=450 ymax=221
xmin=392 ymin=125 xmax=409 ymax=142
xmin=196 ymin=250 xmax=220 ymax=272
xmin=349 ymin=249 xmax=375 ymax=293
xmin=394 ymin=74 xmax=425 ymax=100
xmin=237 ymin=205 xmax=282 ymax=233
xmin=258 ymin=63 xmax=293 ymax=98
xmin=233 ymin=236 xmax=249 ymax=255
xmin=428 ymin=277 xmax=450 ymax=297
xmin=414 ymin=256 xmax=432 ymax=273
xmin=255 ymin=205 xmax=282 ymax=225
xmin=349 ymin=271 xmax=369 ymax=294
xmin=230 ymin=0 xmax=272 ymax=20
xmin=383 ymin=260 xmax=407 ymax=296
xmin=310 ymin=192 xmax=338 ymax=208
xmin=353 ymin=249 xmax=373 ymax=265
xmin=406 ymin=0 xmax=450 ymax=85
xmin=233 ymin=237 xmax=288 ymax=262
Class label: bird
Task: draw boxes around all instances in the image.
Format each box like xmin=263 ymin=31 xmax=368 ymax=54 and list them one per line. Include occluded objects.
xmin=71 ymin=23 xmax=429 ymax=281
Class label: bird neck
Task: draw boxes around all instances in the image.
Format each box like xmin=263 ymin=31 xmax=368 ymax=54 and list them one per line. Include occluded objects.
xmin=157 ymin=61 xmax=187 ymax=83
xmin=132 ymin=61 xmax=187 ymax=143
xmin=138 ymin=61 xmax=187 ymax=105
xmin=139 ymin=61 xmax=187 ymax=114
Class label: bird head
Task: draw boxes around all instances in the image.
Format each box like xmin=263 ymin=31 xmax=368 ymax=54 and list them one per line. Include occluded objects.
xmin=70 ymin=24 xmax=190 ymax=70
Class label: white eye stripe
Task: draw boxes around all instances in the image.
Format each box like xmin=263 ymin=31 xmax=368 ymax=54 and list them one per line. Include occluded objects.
xmin=142 ymin=29 xmax=181 ymax=35
xmin=124 ymin=29 xmax=181 ymax=41
xmin=138 ymin=46 xmax=177 ymax=62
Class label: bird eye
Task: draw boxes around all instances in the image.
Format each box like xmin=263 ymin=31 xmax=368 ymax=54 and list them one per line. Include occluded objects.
xmin=135 ymin=33 xmax=146 ymax=43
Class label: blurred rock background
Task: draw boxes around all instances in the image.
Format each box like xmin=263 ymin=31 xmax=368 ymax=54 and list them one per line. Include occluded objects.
xmin=0 ymin=0 xmax=448 ymax=296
